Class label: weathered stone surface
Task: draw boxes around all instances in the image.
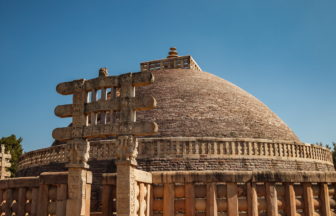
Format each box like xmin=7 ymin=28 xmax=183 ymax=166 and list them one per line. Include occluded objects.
xmin=55 ymin=95 xmax=156 ymax=118
xmin=135 ymin=69 xmax=300 ymax=142
xmin=56 ymin=71 xmax=154 ymax=95
xmin=0 ymin=144 xmax=11 ymax=179
xmin=52 ymin=122 xmax=158 ymax=141
xmin=134 ymin=169 xmax=152 ymax=184
xmin=115 ymin=136 xmax=138 ymax=162
xmin=16 ymin=157 xmax=335 ymax=212
xmin=115 ymin=161 xmax=137 ymax=216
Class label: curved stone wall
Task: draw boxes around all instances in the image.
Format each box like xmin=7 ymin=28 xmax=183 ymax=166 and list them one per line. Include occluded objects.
xmin=17 ymin=137 xmax=334 ymax=212
xmin=18 ymin=137 xmax=333 ymax=171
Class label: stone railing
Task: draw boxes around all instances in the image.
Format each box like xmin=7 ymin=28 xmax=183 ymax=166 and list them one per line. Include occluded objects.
xmin=18 ymin=138 xmax=333 ymax=170
xmin=0 ymin=171 xmax=91 ymax=216
xmin=102 ymin=169 xmax=152 ymax=216
xmin=140 ymin=55 xmax=201 ymax=72
xmin=101 ymin=170 xmax=336 ymax=216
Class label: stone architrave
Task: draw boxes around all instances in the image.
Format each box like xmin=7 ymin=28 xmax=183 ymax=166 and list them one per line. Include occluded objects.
xmin=0 ymin=145 xmax=11 ymax=179
xmin=54 ymin=68 xmax=157 ymax=216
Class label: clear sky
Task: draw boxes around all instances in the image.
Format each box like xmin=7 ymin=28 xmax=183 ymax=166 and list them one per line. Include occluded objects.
xmin=0 ymin=0 xmax=335 ymax=152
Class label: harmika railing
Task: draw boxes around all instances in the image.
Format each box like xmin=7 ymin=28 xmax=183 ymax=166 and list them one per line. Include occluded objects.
xmin=101 ymin=170 xmax=336 ymax=216
xmin=18 ymin=138 xmax=333 ymax=170
xmin=140 ymin=55 xmax=201 ymax=72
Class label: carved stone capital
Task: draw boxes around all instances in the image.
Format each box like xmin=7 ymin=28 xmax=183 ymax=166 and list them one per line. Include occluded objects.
xmin=115 ymin=135 xmax=138 ymax=164
xmin=73 ymin=79 xmax=85 ymax=92
xmin=66 ymin=138 xmax=90 ymax=167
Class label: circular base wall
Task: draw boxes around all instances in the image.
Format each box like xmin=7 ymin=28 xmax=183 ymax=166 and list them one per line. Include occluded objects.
xmin=16 ymin=157 xmax=334 ymax=212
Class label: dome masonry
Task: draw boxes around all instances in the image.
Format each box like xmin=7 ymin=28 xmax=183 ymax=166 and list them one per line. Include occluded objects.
xmin=137 ymin=47 xmax=301 ymax=142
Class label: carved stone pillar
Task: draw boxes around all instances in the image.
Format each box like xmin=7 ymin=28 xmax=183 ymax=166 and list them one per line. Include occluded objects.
xmin=66 ymin=79 xmax=91 ymax=216
xmin=115 ymin=135 xmax=139 ymax=216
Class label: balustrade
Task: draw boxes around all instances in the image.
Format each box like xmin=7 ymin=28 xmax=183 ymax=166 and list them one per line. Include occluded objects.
xmin=101 ymin=170 xmax=336 ymax=216
xmin=140 ymin=55 xmax=201 ymax=72
xmin=18 ymin=138 xmax=333 ymax=170
xmin=0 ymin=171 xmax=91 ymax=216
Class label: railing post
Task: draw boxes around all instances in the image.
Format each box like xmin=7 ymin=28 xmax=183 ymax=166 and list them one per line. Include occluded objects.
xmin=285 ymin=183 xmax=296 ymax=216
xmin=31 ymin=187 xmax=39 ymax=216
xmin=265 ymin=182 xmax=278 ymax=216
xmin=163 ymin=183 xmax=175 ymax=216
xmin=57 ymin=184 xmax=67 ymax=216
xmin=0 ymin=189 xmax=3 ymax=215
xmin=146 ymin=184 xmax=153 ymax=216
xmin=302 ymin=183 xmax=314 ymax=216
xmin=319 ymin=183 xmax=331 ymax=216
xmin=102 ymin=184 xmax=114 ymax=216
xmin=227 ymin=183 xmax=238 ymax=216
xmin=85 ymin=183 xmax=91 ymax=216
xmin=139 ymin=183 xmax=146 ymax=216
xmin=207 ymin=182 xmax=217 ymax=216
xmin=247 ymin=182 xmax=258 ymax=216
xmin=17 ymin=187 xmax=27 ymax=216
xmin=185 ymin=183 xmax=195 ymax=216
xmin=37 ymin=184 xmax=48 ymax=216
xmin=4 ymin=189 xmax=13 ymax=216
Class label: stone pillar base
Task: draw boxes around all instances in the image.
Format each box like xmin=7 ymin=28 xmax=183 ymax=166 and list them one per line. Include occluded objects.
xmin=116 ymin=159 xmax=138 ymax=216
xmin=66 ymin=163 xmax=90 ymax=216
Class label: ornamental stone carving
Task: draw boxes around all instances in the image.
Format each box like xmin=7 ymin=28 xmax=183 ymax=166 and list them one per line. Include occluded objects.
xmin=115 ymin=136 xmax=138 ymax=162
xmin=67 ymin=138 xmax=90 ymax=165
xmin=99 ymin=67 xmax=108 ymax=77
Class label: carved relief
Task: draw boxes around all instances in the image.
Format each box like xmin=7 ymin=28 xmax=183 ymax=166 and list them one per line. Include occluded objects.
xmin=99 ymin=67 xmax=108 ymax=77
xmin=72 ymin=126 xmax=83 ymax=138
xmin=69 ymin=185 xmax=79 ymax=199
xmin=73 ymin=103 xmax=84 ymax=113
xmin=72 ymin=114 xmax=84 ymax=126
xmin=116 ymin=165 xmax=136 ymax=216
xmin=68 ymin=168 xmax=87 ymax=199
xmin=67 ymin=138 xmax=90 ymax=165
xmin=73 ymin=79 xmax=85 ymax=91
xmin=119 ymin=73 xmax=133 ymax=85
xmin=115 ymin=136 xmax=138 ymax=162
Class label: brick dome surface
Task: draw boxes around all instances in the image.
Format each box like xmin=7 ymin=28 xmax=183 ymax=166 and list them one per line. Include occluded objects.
xmin=136 ymin=68 xmax=300 ymax=142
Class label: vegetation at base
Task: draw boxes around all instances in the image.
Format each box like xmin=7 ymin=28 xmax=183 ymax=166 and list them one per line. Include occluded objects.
xmin=0 ymin=135 xmax=23 ymax=177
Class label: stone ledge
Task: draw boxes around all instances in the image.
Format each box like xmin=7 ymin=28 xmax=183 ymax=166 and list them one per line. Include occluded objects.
xmin=0 ymin=176 xmax=39 ymax=189
xmin=101 ymin=170 xmax=336 ymax=185
xmin=150 ymin=171 xmax=336 ymax=184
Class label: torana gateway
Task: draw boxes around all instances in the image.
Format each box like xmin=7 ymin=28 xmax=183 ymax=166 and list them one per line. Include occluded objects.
xmin=9 ymin=48 xmax=335 ymax=216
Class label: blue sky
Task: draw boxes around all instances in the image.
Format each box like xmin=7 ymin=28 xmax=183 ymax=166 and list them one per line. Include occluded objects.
xmin=0 ymin=0 xmax=335 ymax=152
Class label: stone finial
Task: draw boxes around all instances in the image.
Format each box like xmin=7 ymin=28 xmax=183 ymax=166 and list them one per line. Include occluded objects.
xmin=99 ymin=67 xmax=108 ymax=77
xmin=167 ymin=47 xmax=178 ymax=58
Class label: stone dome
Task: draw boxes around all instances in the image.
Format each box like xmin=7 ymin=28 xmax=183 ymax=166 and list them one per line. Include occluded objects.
xmin=136 ymin=68 xmax=300 ymax=142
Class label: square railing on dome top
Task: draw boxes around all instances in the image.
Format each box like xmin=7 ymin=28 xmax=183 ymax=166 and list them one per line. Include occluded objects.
xmin=140 ymin=55 xmax=202 ymax=72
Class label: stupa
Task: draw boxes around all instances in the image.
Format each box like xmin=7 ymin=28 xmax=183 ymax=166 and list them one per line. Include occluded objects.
xmin=17 ymin=48 xmax=333 ymax=212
